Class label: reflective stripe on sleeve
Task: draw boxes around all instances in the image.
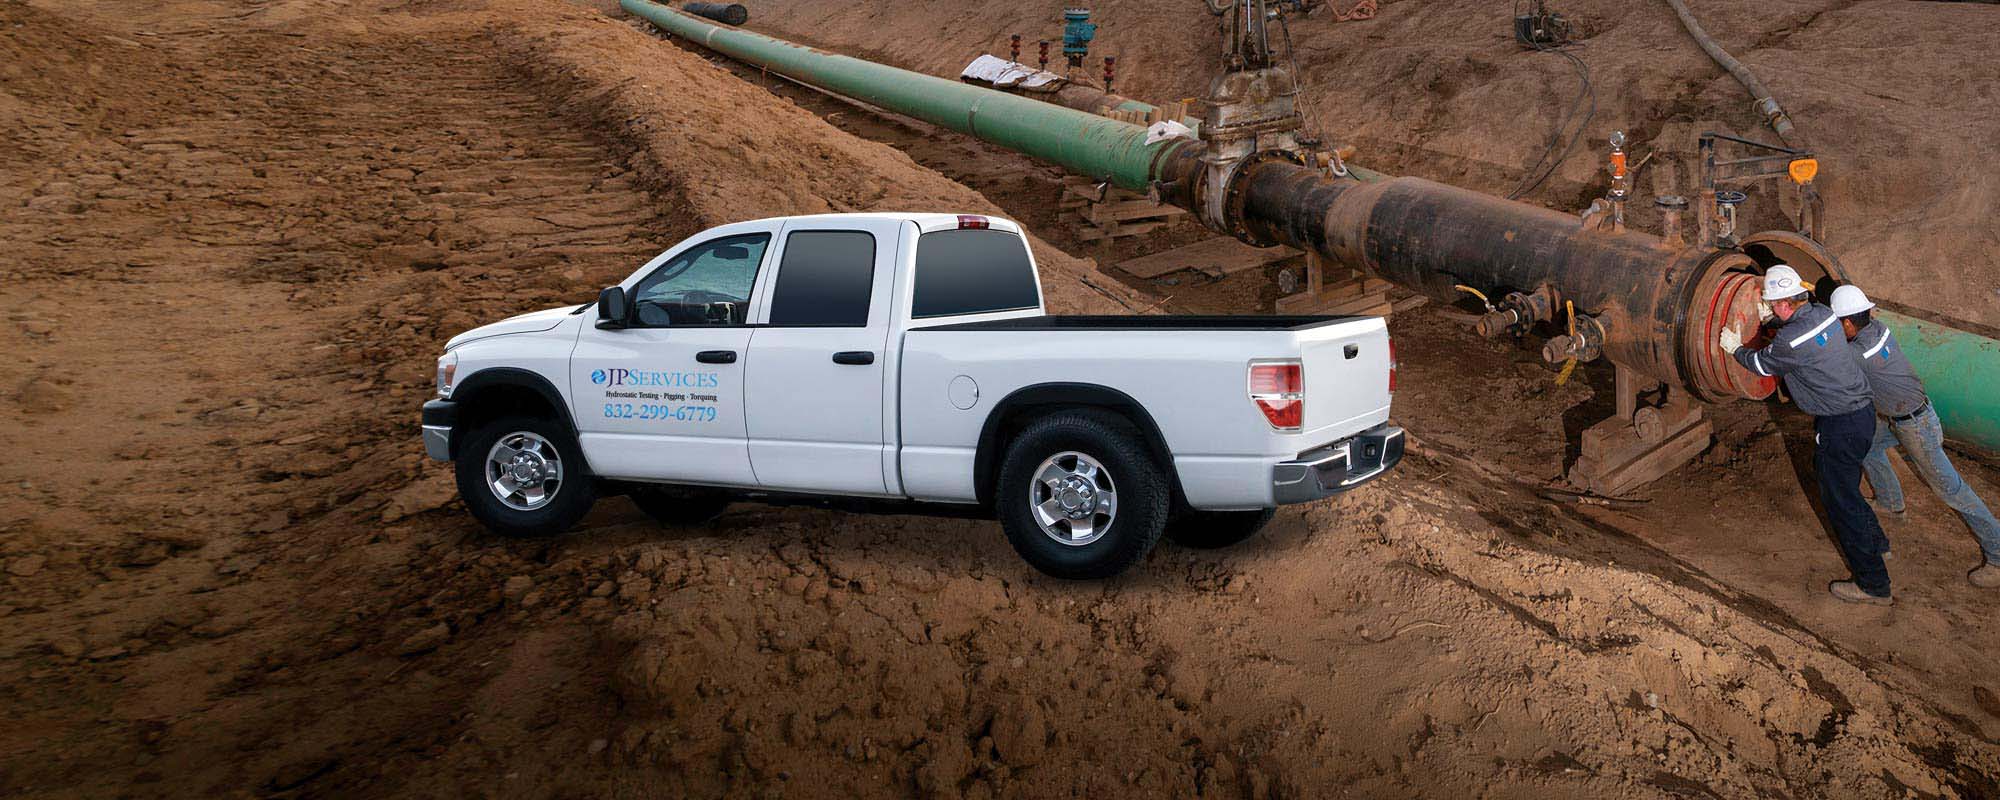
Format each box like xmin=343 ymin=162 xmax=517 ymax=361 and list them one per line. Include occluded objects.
xmin=1863 ymin=329 xmax=1892 ymax=359
xmin=1750 ymin=352 xmax=1771 ymax=376
xmin=1789 ymin=314 xmax=1838 ymax=348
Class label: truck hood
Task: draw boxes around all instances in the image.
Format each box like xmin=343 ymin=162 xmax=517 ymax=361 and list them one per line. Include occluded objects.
xmin=445 ymin=305 xmax=581 ymax=350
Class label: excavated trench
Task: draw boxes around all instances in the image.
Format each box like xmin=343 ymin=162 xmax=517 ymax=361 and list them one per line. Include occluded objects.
xmin=1 ymin=0 xmax=1997 ymax=797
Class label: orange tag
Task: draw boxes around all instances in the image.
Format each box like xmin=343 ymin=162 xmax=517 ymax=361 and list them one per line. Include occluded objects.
xmin=1788 ymin=158 xmax=1819 ymax=184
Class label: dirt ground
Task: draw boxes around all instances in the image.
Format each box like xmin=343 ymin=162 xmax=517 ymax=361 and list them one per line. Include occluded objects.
xmin=2 ymin=0 xmax=1998 ymax=798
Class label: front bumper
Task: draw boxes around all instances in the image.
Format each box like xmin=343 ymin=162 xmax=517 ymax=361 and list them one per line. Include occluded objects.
xmin=1271 ymin=423 xmax=1405 ymax=505
xmin=422 ymin=399 xmax=457 ymax=461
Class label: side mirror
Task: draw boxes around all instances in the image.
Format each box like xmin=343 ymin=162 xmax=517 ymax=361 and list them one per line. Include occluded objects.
xmin=595 ymin=286 xmax=629 ymax=329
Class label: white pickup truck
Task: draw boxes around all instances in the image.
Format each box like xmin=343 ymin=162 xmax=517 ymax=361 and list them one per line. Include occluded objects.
xmin=422 ymin=213 xmax=1401 ymax=578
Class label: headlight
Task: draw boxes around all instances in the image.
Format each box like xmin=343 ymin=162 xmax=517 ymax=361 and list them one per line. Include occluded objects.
xmin=436 ymin=352 xmax=458 ymax=397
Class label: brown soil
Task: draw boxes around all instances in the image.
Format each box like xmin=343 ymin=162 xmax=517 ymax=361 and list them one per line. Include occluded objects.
xmin=2 ymin=0 xmax=1997 ymax=798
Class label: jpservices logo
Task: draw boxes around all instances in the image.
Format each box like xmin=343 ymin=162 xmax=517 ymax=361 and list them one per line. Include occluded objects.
xmin=588 ymin=367 xmax=719 ymax=389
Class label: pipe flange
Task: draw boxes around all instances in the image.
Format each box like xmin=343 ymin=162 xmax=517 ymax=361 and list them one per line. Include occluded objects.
xmin=1222 ymin=149 xmax=1309 ymax=246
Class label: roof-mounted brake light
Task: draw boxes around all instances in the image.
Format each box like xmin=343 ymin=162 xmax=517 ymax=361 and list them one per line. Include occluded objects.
xmin=957 ymin=215 xmax=990 ymax=230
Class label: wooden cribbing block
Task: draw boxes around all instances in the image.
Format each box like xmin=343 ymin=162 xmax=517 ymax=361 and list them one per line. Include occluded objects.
xmin=1112 ymin=236 xmax=1299 ymax=279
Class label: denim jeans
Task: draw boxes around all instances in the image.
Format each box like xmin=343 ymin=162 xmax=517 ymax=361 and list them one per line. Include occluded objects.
xmin=1817 ymin=408 xmax=1892 ymax=596
xmin=1863 ymin=405 xmax=2000 ymax=565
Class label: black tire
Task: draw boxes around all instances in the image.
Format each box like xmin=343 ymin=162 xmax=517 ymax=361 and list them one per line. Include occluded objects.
xmin=455 ymin=415 xmax=596 ymax=537
xmin=994 ymin=410 xmax=1171 ymax=579
xmin=1166 ymin=509 xmax=1275 ymax=549
xmin=629 ymin=488 xmax=730 ymax=527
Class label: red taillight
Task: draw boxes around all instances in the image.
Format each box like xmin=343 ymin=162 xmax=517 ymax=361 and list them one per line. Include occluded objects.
xmin=957 ymin=215 xmax=990 ymax=230
xmin=1249 ymin=361 xmax=1303 ymax=430
xmin=1388 ymin=339 xmax=1398 ymax=394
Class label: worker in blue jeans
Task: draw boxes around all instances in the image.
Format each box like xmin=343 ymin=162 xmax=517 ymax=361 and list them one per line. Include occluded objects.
xmin=1831 ymin=286 xmax=2000 ymax=588
xmin=1721 ymin=266 xmax=1892 ymax=604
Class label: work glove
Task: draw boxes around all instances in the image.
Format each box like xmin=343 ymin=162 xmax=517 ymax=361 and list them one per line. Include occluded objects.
xmin=1719 ymin=325 xmax=1743 ymax=354
xmin=1757 ymin=300 xmax=1773 ymax=321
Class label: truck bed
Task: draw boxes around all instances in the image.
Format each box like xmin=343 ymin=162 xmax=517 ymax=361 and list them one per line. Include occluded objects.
xmin=896 ymin=314 xmax=1393 ymax=509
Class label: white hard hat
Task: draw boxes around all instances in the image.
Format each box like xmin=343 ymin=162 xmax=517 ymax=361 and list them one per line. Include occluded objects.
xmin=1830 ymin=284 xmax=1875 ymax=317
xmin=1761 ymin=264 xmax=1808 ymax=301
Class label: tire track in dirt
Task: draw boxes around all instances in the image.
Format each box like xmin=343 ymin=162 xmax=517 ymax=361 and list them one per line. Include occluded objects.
xmin=0 ymin=7 xmax=679 ymax=794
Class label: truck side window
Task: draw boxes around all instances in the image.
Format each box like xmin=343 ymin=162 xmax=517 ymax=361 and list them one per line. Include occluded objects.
xmin=767 ymin=230 xmax=876 ymax=327
xmin=631 ymin=233 xmax=770 ymax=327
xmin=911 ymin=229 xmax=1039 ymax=318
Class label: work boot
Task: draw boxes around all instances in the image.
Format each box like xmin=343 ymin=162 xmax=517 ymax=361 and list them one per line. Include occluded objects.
xmin=1971 ymin=562 xmax=2000 ymax=589
xmin=1829 ymin=580 xmax=1892 ymax=606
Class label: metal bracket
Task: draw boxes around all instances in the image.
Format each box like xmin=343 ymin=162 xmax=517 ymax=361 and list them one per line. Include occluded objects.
xmin=1696 ymin=132 xmax=1821 ymax=246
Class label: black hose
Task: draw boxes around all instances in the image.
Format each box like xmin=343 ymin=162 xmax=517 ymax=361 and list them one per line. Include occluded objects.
xmin=1661 ymin=0 xmax=1799 ymax=146
xmin=1505 ymin=33 xmax=1595 ymax=200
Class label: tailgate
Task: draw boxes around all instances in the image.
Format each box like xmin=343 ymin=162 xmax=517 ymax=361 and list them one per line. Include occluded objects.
xmin=1295 ymin=317 xmax=1393 ymax=442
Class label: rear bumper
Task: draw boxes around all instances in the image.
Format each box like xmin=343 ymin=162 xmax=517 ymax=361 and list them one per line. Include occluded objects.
xmin=1271 ymin=423 xmax=1405 ymax=505
xmin=422 ymin=399 xmax=457 ymax=461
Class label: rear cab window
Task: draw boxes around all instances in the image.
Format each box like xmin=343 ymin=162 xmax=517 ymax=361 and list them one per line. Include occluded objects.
xmin=767 ymin=230 xmax=876 ymax=327
xmin=911 ymin=227 xmax=1041 ymax=319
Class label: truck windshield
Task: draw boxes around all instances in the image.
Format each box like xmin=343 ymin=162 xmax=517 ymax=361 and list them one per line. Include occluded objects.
xmin=911 ymin=229 xmax=1040 ymax=318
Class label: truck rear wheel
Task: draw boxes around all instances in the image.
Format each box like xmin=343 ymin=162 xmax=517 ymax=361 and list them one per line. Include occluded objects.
xmin=455 ymin=415 xmax=596 ymax=537
xmin=1166 ymin=509 xmax=1275 ymax=549
xmin=995 ymin=410 xmax=1169 ymax=579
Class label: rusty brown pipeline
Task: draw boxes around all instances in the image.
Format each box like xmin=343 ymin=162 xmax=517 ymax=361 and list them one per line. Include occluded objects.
xmin=682 ymin=1 xmax=747 ymax=25
xmin=1163 ymin=155 xmax=1777 ymax=403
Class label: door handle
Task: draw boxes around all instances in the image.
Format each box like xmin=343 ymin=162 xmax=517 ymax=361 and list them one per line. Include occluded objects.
xmin=831 ymin=351 xmax=875 ymax=365
xmin=695 ymin=350 xmax=737 ymax=364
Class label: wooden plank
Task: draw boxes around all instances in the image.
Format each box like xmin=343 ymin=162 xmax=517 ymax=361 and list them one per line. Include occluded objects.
xmin=1272 ymin=266 xmax=1393 ymax=315
xmin=1272 ymin=291 xmax=1320 ymax=314
xmin=1088 ymin=199 xmax=1188 ymax=224
xmin=1320 ymin=294 xmax=1393 ymax=316
xmin=1111 ymin=236 xmax=1300 ymax=279
xmin=1574 ymin=416 xmax=1713 ymax=497
xmin=1064 ymin=181 xmax=1115 ymax=202
xmin=1318 ymin=277 xmax=1391 ymax=302
xmin=1275 ymin=289 xmax=1392 ymax=316
xmin=1074 ymin=220 xmax=1166 ymax=241
xmin=1391 ymin=294 xmax=1431 ymax=312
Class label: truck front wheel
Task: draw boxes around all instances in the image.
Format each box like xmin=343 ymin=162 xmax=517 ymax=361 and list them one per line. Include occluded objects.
xmin=455 ymin=415 xmax=596 ymax=537
xmin=995 ymin=410 xmax=1170 ymax=579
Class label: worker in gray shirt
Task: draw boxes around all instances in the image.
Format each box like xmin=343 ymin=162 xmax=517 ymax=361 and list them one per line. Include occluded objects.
xmin=1720 ymin=265 xmax=1892 ymax=604
xmin=1832 ymin=285 xmax=2000 ymax=588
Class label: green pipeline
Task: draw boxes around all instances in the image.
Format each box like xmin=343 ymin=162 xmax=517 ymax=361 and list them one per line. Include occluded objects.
xmin=1876 ymin=310 xmax=2000 ymax=459
xmin=623 ymin=0 xmax=1994 ymax=455
xmin=621 ymin=0 xmax=1184 ymax=191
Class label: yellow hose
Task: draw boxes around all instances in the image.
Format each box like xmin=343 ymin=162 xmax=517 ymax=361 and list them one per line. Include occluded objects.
xmin=1555 ymin=299 xmax=1578 ymax=386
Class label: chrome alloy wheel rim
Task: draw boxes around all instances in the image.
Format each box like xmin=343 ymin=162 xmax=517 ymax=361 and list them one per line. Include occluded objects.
xmin=1029 ymin=451 xmax=1118 ymax=546
xmin=486 ymin=432 xmax=563 ymax=511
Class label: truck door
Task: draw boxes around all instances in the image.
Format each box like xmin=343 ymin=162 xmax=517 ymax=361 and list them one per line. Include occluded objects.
xmin=743 ymin=219 xmax=903 ymax=495
xmin=569 ymin=227 xmax=774 ymax=486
